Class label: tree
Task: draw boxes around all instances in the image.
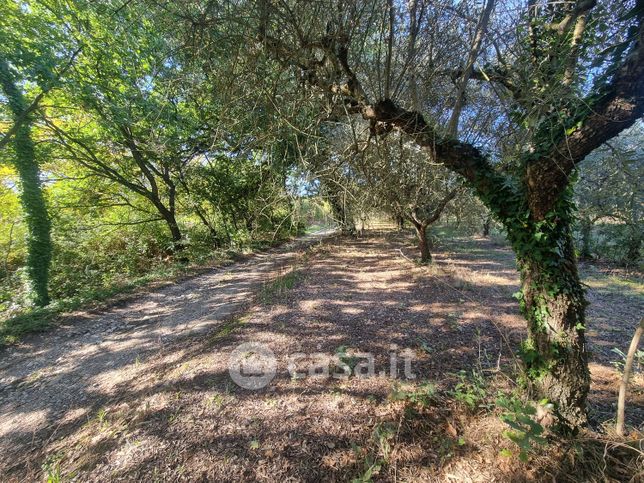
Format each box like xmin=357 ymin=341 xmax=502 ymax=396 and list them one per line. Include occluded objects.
xmin=0 ymin=0 xmax=81 ymax=306
xmin=0 ymin=59 xmax=51 ymax=306
xmin=41 ymin=1 xmax=208 ymax=249
xmin=186 ymin=149 xmax=295 ymax=243
xmin=195 ymin=0 xmax=644 ymax=429
xmin=331 ymin=123 xmax=462 ymax=262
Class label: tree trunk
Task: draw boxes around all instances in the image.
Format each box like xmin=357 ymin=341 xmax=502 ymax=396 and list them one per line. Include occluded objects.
xmin=329 ymin=195 xmax=355 ymax=235
xmin=625 ymin=224 xmax=641 ymax=265
xmin=181 ymin=180 xmax=220 ymax=247
xmin=412 ymin=221 xmax=431 ymax=264
xmin=194 ymin=207 xmax=220 ymax=247
xmin=515 ymin=223 xmax=590 ymax=431
xmin=616 ymin=318 xmax=643 ymax=436
xmin=167 ymin=218 xmax=183 ymax=245
xmin=578 ymin=217 xmax=593 ymax=260
xmin=164 ymin=217 xmax=183 ymax=250
xmin=154 ymin=202 xmax=183 ymax=250
xmin=482 ymin=215 xmax=491 ymax=237
xmin=446 ymin=0 xmax=496 ymax=137
xmin=245 ymin=216 xmax=254 ymax=233
xmin=396 ymin=215 xmax=405 ymax=231
xmin=0 ymin=59 xmax=51 ymax=307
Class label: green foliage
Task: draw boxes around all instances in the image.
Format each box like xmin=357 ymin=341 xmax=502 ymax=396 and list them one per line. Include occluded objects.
xmin=389 ymin=381 xmax=437 ymax=407
xmin=0 ymin=0 xmax=307 ymax=336
xmin=0 ymin=59 xmax=51 ymax=307
xmin=452 ymin=370 xmax=487 ymax=410
xmin=0 ymin=256 xmax=192 ymax=346
xmin=352 ymin=455 xmax=383 ymax=483
xmin=573 ymin=123 xmax=643 ymax=266
xmin=372 ymin=422 xmax=396 ymax=462
xmin=335 ymin=345 xmax=360 ymax=373
xmin=497 ymin=394 xmax=548 ymax=462
xmin=188 ymin=152 xmax=296 ymax=245
xmin=0 ymin=1 xmax=638 ymax=440
xmin=610 ymin=347 xmax=644 ymax=374
xmin=209 ymin=316 xmax=247 ymax=342
xmin=258 ymin=270 xmax=302 ymax=304
xmin=517 ymin=338 xmax=553 ymax=382
xmin=41 ymin=452 xmax=65 ymax=483
xmin=351 ymin=422 xmax=397 ymax=482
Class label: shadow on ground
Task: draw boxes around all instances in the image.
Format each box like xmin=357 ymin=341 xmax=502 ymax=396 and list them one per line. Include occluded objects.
xmin=1 ymin=232 xmax=641 ymax=481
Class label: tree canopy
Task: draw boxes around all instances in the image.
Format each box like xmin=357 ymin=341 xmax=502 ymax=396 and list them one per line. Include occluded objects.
xmin=1 ymin=0 xmax=642 ymax=435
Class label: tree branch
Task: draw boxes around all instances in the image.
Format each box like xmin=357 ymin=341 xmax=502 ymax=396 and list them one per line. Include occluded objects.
xmin=545 ymin=0 xmax=597 ymax=35
xmin=0 ymin=46 xmax=82 ymax=150
xmin=527 ymin=8 xmax=644 ymax=219
xmin=426 ymin=187 xmax=463 ymax=225
xmin=447 ymin=0 xmax=496 ymax=137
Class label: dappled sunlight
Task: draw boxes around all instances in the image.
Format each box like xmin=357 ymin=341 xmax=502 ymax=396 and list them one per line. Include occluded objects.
xmin=584 ymin=275 xmax=644 ymax=298
xmin=0 ymin=409 xmax=48 ymax=440
xmin=1 ymin=233 xmax=640 ymax=481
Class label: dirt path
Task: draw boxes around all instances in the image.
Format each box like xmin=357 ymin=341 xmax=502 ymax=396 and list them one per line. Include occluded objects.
xmin=0 ymin=232 xmax=641 ymax=481
xmin=0 ymin=230 xmax=334 ymax=476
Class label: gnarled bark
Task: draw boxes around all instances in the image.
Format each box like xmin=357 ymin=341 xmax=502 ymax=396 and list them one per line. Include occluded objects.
xmin=516 ymin=222 xmax=590 ymax=430
xmin=410 ymin=220 xmax=431 ymax=264
xmin=257 ymin=0 xmax=644 ymax=431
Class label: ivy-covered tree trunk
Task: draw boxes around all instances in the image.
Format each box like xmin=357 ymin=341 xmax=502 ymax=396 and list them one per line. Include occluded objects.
xmin=510 ymin=209 xmax=590 ymax=430
xmin=0 ymin=59 xmax=52 ymax=307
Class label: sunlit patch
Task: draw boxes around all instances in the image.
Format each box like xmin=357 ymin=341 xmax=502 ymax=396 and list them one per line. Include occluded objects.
xmin=61 ymin=407 xmax=89 ymax=423
xmin=341 ymin=307 xmax=363 ymax=315
xmin=0 ymin=409 xmax=48 ymax=439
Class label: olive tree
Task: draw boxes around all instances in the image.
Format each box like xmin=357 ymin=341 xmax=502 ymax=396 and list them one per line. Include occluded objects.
xmin=331 ymin=121 xmax=462 ymax=262
xmin=195 ymin=0 xmax=644 ymax=430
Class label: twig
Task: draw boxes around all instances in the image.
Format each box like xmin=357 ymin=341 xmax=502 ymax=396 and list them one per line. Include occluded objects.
xmin=616 ymin=318 xmax=644 ymax=436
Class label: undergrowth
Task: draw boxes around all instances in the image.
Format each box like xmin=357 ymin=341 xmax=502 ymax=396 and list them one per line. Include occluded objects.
xmin=258 ymin=268 xmax=303 ymax=304
xmin=349 ymin=369 xmax=643 ymax=482
xmin=0 ymin=234 xmax=307 ymax=346
xmin=0 ymin=260 xmax=211 ymax=346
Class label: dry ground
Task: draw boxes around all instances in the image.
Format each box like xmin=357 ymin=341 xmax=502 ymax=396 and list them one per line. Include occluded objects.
xmin=0 ymin=232 xmax=642 ymax=481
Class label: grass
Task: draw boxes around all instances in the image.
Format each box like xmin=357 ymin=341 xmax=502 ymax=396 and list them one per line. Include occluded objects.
xmin=0 ymin=264 xmax=195 ymax=346
xmin=258 ymin=269 xmax=302 ymax=304
xmin=0 ymin=230 xmax=316 ymax=346
xmin=582 ymin=272 xmax=644 ymax=298
xmin=207 ymin=315 xmax=247 ymax=343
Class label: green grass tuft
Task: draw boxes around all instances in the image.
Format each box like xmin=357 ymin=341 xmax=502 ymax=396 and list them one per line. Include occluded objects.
xmin=258 ymin=269 xmax=302 ymax=304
